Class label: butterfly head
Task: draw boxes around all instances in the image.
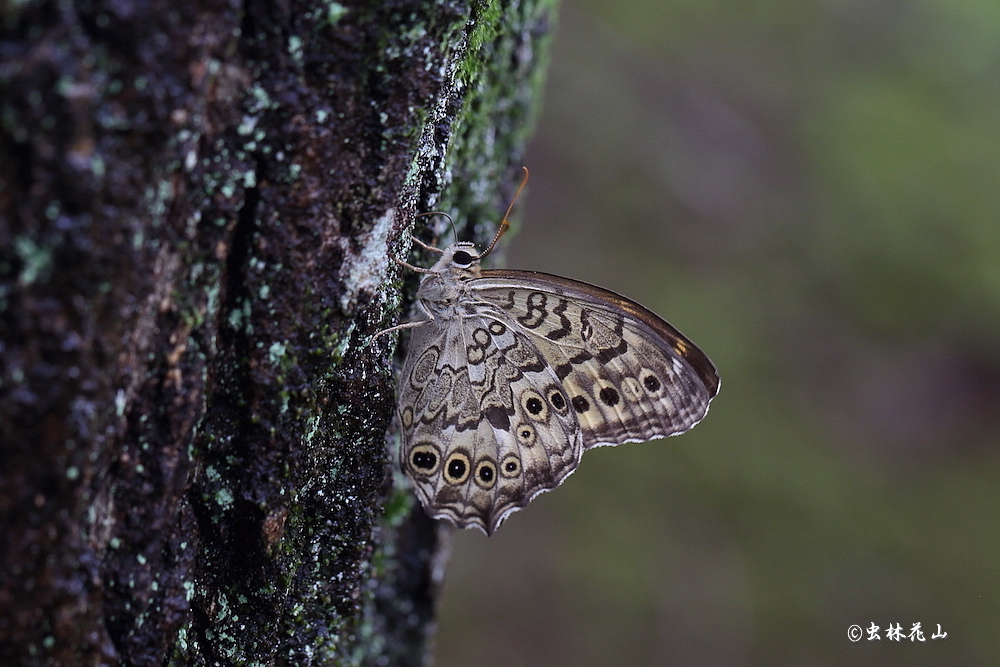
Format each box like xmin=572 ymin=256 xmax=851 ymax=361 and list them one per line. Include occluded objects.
xmin=428 ymin=207 xmax=511 ymax=276
xmin=417 ymin=168 xmax=524 ymax=279
xmin=446 ymin=242 xmax=480 ymax=269
xmin=426 ymin=241 xmax=483 ymax=279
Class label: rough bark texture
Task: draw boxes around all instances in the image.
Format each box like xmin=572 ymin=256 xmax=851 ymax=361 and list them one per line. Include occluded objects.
xmin=0 ymin=1 xmax=555 ymax=664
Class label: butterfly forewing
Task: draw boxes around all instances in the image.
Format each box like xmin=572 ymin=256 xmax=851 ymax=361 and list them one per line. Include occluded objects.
xmin=472 ymin=270 xmax=718 ymax=447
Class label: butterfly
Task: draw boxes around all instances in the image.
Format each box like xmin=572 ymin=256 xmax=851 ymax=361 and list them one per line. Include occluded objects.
xmin=380 ymin=170 xmax=719 ymax=534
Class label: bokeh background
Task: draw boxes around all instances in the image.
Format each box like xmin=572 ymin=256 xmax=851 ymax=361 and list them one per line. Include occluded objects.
xmin=435 ymin=2 xmax=1000 ymax=665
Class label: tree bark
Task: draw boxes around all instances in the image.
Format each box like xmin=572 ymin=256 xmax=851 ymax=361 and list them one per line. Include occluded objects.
xmin=0 ymin=1 xmax=555 ymax=664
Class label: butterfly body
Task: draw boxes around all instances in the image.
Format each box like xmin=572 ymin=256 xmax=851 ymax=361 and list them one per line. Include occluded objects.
xmin=395 ymin=239 xmax=719 ymax=535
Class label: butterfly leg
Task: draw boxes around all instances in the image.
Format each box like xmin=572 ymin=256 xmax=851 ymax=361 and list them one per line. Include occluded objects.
xmin=369 ymin=308 xmax=434 ymax=344
xmin=411 ymin=237 xmax=444 ymax=253
xmin=393 ymin=255 xmax=437 ymax=275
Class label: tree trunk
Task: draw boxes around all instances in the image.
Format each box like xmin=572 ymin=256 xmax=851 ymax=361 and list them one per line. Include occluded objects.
xmin=0 ymin=1 xmax=555 ymax=664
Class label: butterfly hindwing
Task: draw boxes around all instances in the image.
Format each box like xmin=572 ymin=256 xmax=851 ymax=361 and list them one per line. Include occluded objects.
xmin=398 ymin=309 xmax=583 ymax=534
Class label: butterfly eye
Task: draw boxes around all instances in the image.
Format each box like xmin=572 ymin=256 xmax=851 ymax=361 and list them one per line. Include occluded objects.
xmin=641 ymin=370 xmax=662 ymax=393
xmin=546 ymin=387 xmax=567 ymax=412
xmin=597 ymin=385 xmax=621 ymax=407
xmin=500 ymin=454 xmax=521 ymax=478
xmin=408 ymin=443 xmax=441 ymax=476
xmin=515 ymin=424 xmax=537 ymax=447
xmin=474 ymin=460 xmax=497 ymax=489
xmin=444 ymin=452 xmax=471 ymax=484
xmin=520 ymin=390 xmax=549 ymax=422
xmin=452 ymin=250 xmax=475 ymax=267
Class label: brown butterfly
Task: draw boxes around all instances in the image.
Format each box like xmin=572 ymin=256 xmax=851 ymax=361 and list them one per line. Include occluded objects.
xmin=383 ymin=170 xmax=719 ymax=534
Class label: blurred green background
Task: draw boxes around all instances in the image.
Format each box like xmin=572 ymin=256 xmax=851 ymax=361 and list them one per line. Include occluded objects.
xmin=434 ymin=2 xmax=1000 ymax=665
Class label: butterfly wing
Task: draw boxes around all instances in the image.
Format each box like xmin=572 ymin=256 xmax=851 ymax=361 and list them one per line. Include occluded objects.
xmin=398 ymin=309 xmax=584 ymax=534
xmin=470 ymin=270 xmax=719 ymax=449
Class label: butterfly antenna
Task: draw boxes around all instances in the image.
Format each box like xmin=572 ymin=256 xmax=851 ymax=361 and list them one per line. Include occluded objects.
xmin=478 ymin=166 xmax=529 ymax=260
xmin=413 ymin=210 xmax=457 ymax=247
